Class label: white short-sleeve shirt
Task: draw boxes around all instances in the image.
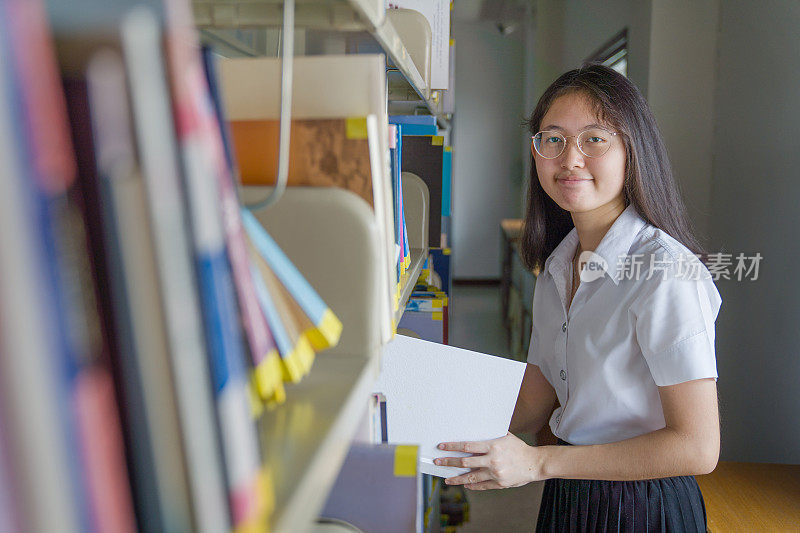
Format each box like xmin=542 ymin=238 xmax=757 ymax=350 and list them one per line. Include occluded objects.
xmin=527 ymin=204 xmax=722 ymax=445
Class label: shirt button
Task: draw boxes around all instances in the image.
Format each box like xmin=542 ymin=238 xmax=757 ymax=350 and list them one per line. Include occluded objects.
xmin=561 ymin=322 xmax=567 ymax=332
xmin=556 ymin=414 xmax=561 ymax=423
xmin=560 ymin=369 xmax=567 ymax=380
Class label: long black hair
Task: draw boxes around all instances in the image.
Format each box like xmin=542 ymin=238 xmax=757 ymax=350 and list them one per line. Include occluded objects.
xmin=520 ymin=63 xmax=706 ymax=272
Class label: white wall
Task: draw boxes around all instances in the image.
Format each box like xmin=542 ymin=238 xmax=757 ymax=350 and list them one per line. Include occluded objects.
xmin=451 ymin=18 xmax=524 ymax=279
xmin=709 ymin=0 xmax=800 ymax=463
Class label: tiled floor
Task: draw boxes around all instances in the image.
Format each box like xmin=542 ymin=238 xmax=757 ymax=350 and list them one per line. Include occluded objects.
xmin=448 ymin=283 xmax=544 ymax=532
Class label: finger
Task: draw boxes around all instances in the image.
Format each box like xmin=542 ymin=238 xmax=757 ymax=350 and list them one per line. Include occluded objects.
xmin=465 ymin=480 xmax=504 ymax=491
xmin=445 ymin=468 xmax=491 ymax=486
xmin=434 ymin=455 xmax=487 ymax=469
xmin=437 ymin=441 xmax=491 ymax=454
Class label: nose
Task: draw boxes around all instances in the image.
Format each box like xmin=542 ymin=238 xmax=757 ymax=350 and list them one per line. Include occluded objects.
xmin=560 ymin=137 xmax=585 ymax=169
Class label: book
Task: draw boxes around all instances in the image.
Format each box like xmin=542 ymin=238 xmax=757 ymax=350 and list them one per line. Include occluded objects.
xmin=64 ymin=61 xmax=147 ymax=533
xmin=0 ymin=14 xmax=83 ymax=531
xmin=247 ymin=245 xmax=314 ymax=384
xmin=397 ymin=309 xmax=444 ymax=344
xmin=199 ymin=49 xmax=284 ymax=412
xmin=319 ymin=444 xmax=421 ymax=533
xmin=83 ymin=40 xmax=182 ymax=532
xmin=402 ymin=135 xmax=445 ymax=247
xmin=122 ymin=8 xmax=221 ymax=530
xmin=374 ymin=335 xmax=526 ymax=478
xmin=230 ymin=117 xmax=374 ymax=208
xmin=241 ymin=209 xmax=344 ymax=354
xmin=390 ymin=115 xmax=438 ymax=136
xmin=163 ymin=0 xmax=276 ymax=526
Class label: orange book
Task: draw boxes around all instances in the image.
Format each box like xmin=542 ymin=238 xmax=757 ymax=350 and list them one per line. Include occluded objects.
xmin=230 ymin=117 xmax=374 ymax=207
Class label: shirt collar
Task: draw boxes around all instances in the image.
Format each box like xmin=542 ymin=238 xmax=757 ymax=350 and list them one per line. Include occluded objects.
xmin=544 ymin=203 xmax=648 ymax=285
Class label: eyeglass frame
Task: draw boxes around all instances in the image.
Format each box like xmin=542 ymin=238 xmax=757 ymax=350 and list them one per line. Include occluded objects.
xmin=531 ymin=128 xmax=622 ymax=159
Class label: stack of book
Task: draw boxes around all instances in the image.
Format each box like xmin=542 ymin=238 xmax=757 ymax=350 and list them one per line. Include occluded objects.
xmin=0 ymin=0 xmax=343 ymax=531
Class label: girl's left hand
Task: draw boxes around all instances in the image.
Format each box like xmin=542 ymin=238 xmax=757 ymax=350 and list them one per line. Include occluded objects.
xmin=435 ymin=432 xmax=547 ymax=490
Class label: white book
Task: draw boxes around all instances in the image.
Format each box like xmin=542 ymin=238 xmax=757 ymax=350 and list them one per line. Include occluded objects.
xmin=374 ymin=335 xmax=526 ymax=478
xmin=122 ymin=8 xmax=228 ymax=532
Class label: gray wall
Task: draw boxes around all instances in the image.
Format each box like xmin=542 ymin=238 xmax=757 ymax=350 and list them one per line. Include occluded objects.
xmin=647 ymin=1 xmax=719 ymax=242
xmin=710 ymin=0 xmax=800 ymax=463
xmin=451 ymin=18 xmax=524 ymax=279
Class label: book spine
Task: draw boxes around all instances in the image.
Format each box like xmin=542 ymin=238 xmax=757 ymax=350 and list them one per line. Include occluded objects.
xmin=64 ymin=69 xmax=141 ymax=533
xmin=87 ymin=48 xmax=170 ymax=532
xmin=0 ymin=23 xmax=81 ymax=531
xmin=163 ymin=0 xmax=271 ymax=524
xmin=122 ymin=7 xmax=205 ymax=531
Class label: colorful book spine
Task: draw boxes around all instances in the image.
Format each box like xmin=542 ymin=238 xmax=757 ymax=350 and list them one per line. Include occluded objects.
xmin=121 ymin=8 xmax=204 ymax=531
xmin=389 ymin=114 xmax=439 ymax=136
xmin=64 ymin=67 xmax=141 ymax=533
xmin=204 ymin=66 xmax=285 ymax=407
xmin=389 ymin=114 xmax=438 ymax=126
xmin=0 ymin=13 xmax=82 ymax=531
xmin=241 ymin=209 xmax=343 ymax=352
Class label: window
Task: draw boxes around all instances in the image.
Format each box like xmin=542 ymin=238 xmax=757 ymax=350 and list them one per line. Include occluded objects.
xmin=586 ymin=29 xmax=627 ymax=76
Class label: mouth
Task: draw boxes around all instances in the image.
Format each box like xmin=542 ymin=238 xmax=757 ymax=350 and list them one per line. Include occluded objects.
xmin=557 ymin=176 xmax=593 ymax=184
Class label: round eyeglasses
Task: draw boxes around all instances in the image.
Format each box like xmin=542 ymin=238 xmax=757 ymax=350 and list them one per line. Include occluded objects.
xmin=532 ymin=128 xmax=621 ymax=159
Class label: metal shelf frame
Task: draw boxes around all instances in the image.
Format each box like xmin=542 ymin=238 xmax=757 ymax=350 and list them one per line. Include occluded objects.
xmin=192 ymin=0 xmax=450 ymax=127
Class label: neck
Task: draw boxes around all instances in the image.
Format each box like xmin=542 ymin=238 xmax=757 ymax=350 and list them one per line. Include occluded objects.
xmin=570 ymin=198 xmax=627 ymax=252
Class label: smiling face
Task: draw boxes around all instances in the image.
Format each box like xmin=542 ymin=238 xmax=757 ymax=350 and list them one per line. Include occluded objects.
xmin=533 ymin=92 xmax=627 ymax=215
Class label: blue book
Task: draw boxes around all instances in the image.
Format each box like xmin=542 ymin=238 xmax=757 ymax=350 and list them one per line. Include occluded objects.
xmin=442 ymin=146 xmax=452 ymax=218
xmin=389 ymin=115 xmax=437 ymax=126
xmin=389 ymin=115 xmax=438 ymax=136
xmin=241 ymin=209 xmax=342 ymax=350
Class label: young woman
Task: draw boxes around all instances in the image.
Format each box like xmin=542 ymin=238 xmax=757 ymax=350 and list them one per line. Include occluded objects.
xmin=435 ymin=64 xmax=721 ymax=531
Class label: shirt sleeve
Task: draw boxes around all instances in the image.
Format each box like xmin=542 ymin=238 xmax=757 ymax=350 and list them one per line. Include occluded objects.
xmin=526 ymin=275 xmax=543 ymax=366
xmin=633 ymin=266 xmax=722 ymax=386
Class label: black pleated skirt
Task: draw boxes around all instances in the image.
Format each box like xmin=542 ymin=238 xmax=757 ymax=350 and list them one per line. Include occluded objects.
xmin=535 ymin=439 xmax=707 ymax=532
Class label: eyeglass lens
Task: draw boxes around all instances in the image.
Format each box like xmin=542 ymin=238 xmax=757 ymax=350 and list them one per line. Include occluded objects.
xmin=533 ymin=129 xmax=614 ymax=158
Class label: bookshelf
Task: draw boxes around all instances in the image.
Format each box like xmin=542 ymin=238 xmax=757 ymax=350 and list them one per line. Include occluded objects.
xmin=192 ymin=0 xmax=451 ymax=127
xmin=259 ymin=353 xmax=381 ymax=532
xmin=0 ymin=0 xmax=448 ymax=531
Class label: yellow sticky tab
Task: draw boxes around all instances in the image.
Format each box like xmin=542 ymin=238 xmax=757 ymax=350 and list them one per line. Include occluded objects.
xmin=306 ymin=309 xmax=342 ymax=352
xmin=313 ymin=308 xmax=343 ymax=348
xmin=431 ymin=136 xmax=444 ymax=146
xmin=346 ymin=117 xmax=368 ymax=139
xmin=432 ymin=299 xmax=443 ymax=309
xmin=443 ymin=248 xmax=451 ymax=255
xmin=255 ymin=350 xmax=285 ymax=402
xmin=231 ymin=468 xmax=274 ymax=533
xmin=280 ymin=346 xmax=306 ymax=383
xmin=432 ymin=312 xmax=444 ymax=321
xmin=394 ymin=445 xmax=418 ymax=477
xmin=247 ymin=374 xmax=265 ymax=419
xmin=297 ymin=335 xmax=315 ymax=375
xmin=445 ymin=146 xmax=452 ymax=152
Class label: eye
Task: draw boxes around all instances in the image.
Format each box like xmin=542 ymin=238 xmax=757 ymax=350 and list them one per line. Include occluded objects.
xmin=585 ymin=136 xmax=605 ymax=143
xmin=545 ymin=136 xmax=563 ymax=144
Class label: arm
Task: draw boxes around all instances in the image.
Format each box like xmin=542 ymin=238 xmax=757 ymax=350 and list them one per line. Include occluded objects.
xmin=509 ymin=363 xmax=557 ymax=436
xmin=437 ymin=377 xmax=719 ymax=488
xmin=540 ymin=377 xmax=720 ymax=480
